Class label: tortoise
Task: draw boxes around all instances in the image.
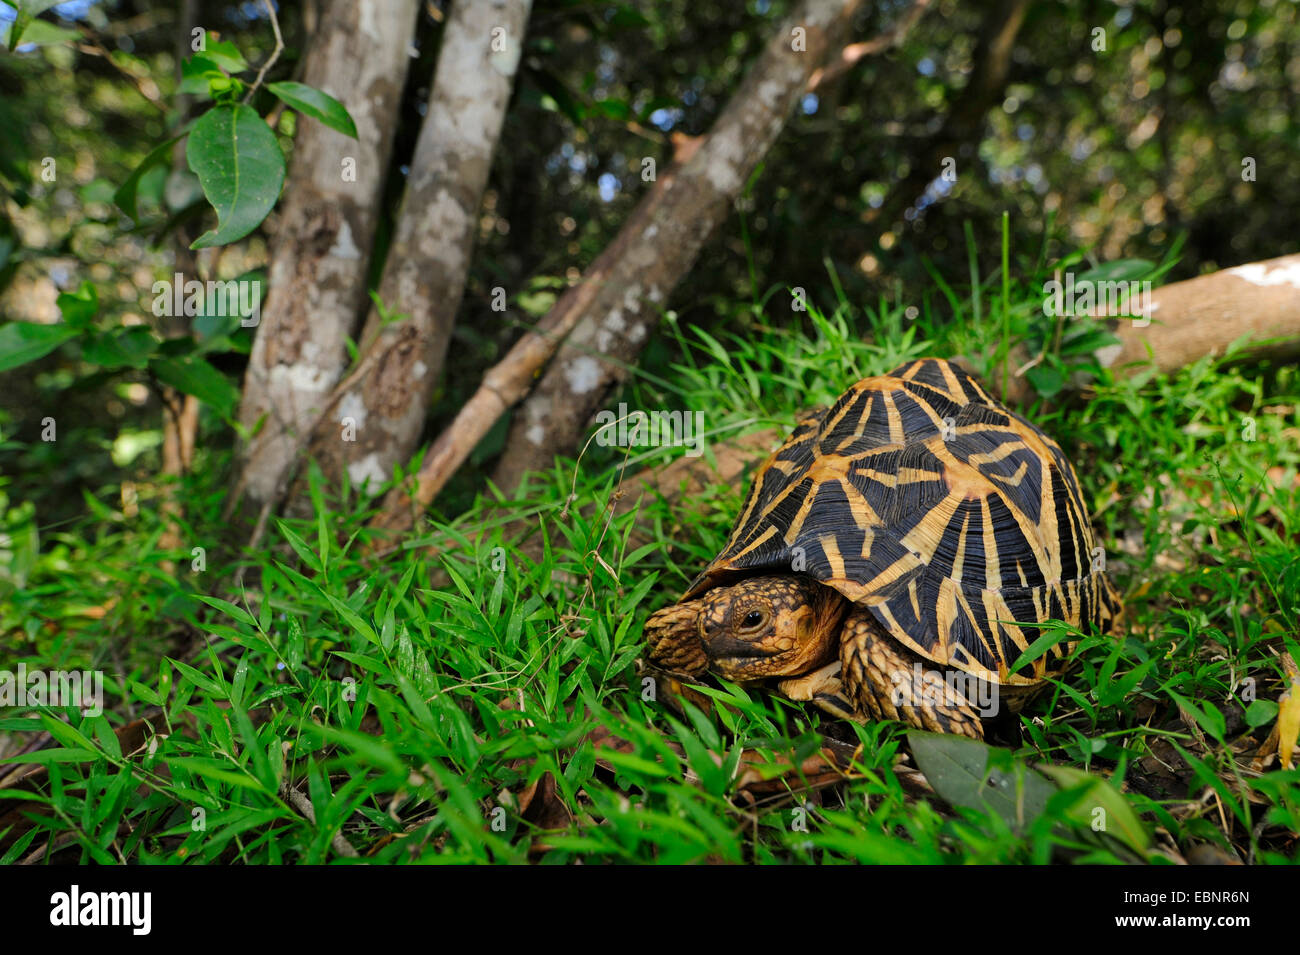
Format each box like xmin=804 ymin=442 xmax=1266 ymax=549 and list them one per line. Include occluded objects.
xmin=644 ymin=357 xmax=1122 ymax=738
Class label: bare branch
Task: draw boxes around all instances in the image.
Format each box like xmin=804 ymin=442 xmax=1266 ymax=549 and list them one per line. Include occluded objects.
xmin=807 ymin=0 xmax=932 ymax=91
xmin=243 ymin=0 xmax=285 ymax=104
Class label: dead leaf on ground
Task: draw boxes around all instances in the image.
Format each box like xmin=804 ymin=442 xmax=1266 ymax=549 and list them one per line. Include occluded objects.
xmin=517 ymin=771 xmax=573 ymax=831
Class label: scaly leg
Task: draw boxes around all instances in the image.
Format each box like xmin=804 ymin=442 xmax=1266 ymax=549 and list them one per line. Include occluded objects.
xmin=777 ymin=661 xmax=858 ymax=721
xmin=839 ymin=606 xmax=985 ymax=739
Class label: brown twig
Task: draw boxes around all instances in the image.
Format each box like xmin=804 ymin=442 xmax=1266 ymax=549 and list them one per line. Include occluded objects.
xmin=283 ymin=784 xmax=362 ymax=858
xmin=807 ymin=0 xmax=933 ymax=91
xmin=75 ymin=40 xmax=169 ymax=112
xmin=243 ymin=0 xmax=285 ymax=104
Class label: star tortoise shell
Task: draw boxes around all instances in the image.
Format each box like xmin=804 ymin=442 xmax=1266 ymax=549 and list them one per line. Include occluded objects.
xmin=684 ymin=357 xmax=1121 ymax=690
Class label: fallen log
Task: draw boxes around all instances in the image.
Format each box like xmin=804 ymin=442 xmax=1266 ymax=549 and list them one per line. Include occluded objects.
xmin=996 ymin=252 xmax=1300 ymax=405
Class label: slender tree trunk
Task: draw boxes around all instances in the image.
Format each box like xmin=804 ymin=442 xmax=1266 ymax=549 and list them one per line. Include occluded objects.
xmin=289 ymin=0 xmax=532 ymax=512
xmin=487 ymin=0 xmax=865 ymax=499
xmin=233 ymin=0 xmax=420 ymax=511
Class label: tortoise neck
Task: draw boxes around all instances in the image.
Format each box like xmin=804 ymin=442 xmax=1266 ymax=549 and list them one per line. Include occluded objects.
xmin=814 ymin=582 xmax=850 ymax=633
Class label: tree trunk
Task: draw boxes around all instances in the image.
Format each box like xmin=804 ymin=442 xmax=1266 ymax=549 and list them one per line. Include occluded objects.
xmin=488 ymin=0 xmax=865 ymax=499
xmin=290 ymin=0 xmax=532 ymax=511
xmin=233 ymin=0 xmax=420 ymax=511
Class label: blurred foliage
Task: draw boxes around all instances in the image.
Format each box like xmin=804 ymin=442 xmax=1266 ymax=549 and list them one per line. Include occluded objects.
xmin=1 ymin=0 xmax=1297 ymax=516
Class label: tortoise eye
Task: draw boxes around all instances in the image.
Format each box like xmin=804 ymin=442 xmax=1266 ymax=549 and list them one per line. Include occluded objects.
xmin=741 ymin=609 xmax=767 ymax=630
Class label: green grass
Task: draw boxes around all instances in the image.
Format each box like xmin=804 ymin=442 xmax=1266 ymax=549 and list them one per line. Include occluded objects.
xmin=3 ymin=247 xmax=1299 ymax=864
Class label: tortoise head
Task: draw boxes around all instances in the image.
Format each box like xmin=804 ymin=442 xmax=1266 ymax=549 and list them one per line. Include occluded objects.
xmin=644 ymin=576 xmax=846 ymax=682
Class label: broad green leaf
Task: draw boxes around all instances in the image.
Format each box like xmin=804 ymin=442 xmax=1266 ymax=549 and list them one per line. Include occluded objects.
xmin=82 ymin=326 xmax=157 ymax=370
xmin=56 ymin=281 xmax=98 ymax=327
xmin=192 ymin=269 xmax=263 ymax=345
xmin=186 ymin=104 xmax=286 ymax=249
xmin=592 ymin=98 xmax=631 ymax=121
xmin=328 ymin=650 xmax=392 ymax=678
xmin=4 ymin=0 xmax=66 ymax=49
xmin=1026 ymin=362 xmax=1067 ymax=398
xmin=1005 ymin=623 xmax=1074 ymax=677
xmin=598 ymin=749 xmax=673 ymax=778
xmin=193 ymin=593 xmax=257 ymax=628
xmin=166 ymin=658 xmax=225 ymax=698
xmin=92 ymin=715 xmax=123 ymax=759
xmin=149 ymin=355 xmax=239 ymax=417
xmin=316 ymin=726 xmax=406 ymax=775
xmin=176 ymin=761 xmax=268 ymax=792
xmin=907 ymin=731 xmax=1053 ymax=832
xmin=79 ymin=179 xmax=116 ymax=204
xmin=267 ymin=82 xmax=358 ymax=139
xmin=609 ymin=6 xmax=652 ymax=28
xmin=1168 ymin=689 xmax=1227 ymax=742
xmin=180 ymin=54 xmax=227 ymax=97
xmin=1245 ymin=698 xmax=1279 ymax=729
xmin=1074 ymin=259 xmax=1155 ymax=284
xmin=39 ymin=713 xmax=98 ymax=754
xmin=530 ymin=69 xmax=586 ymax=126
xmin=201 ymin=37 xmax=249 ymax=74
xmin=0 ymin=320 xmax=79 ymax=372
xmin=322 ymin=592 xmax=378 ymax=645
xmin=115 ymin=136 xmax=184 ymax=223
xmin=910 ymin=731 xmax=1151 ymax=859
xmin=2 ymin=17 xmax=79 ymax=49
xmin=130 ymin=680 xmax=162 ymax=707
xmin=2 ymin=747 xmax=100 ymax=764
xmin=1036 ymin=763 xmax=1151 ymax=854
xmin=0 ymin=827 xmax=39 ymax=864
xmin=1061 ymin=325 xmax=1121 ymax=357
xmin=275 ymin=519 xmax=323 ymax=573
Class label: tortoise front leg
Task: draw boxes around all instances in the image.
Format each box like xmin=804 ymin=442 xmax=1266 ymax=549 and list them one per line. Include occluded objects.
xmin=839 ymin=606 xmax=984 ymax=739
xmin=777 ymin=662 xmax=858 ymax=721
